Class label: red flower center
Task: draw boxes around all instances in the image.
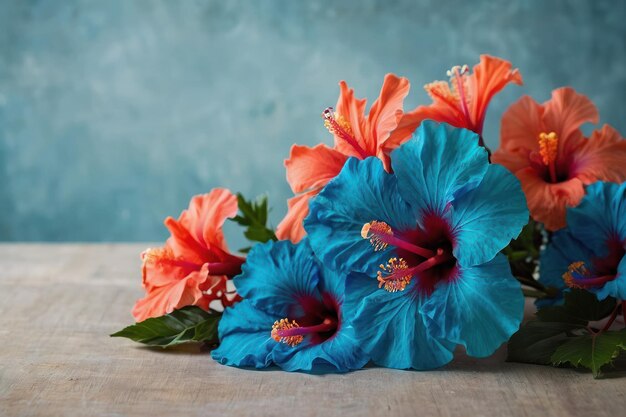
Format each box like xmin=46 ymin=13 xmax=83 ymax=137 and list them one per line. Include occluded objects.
xmin=530 ymin=131 xmax=574 ymax=183
xmin=563 ymin=237 xmax=625 ymax=289
xmin=362 ymin=214 xmax=458 ymax=295
xmin=271 ymin=292 xmax=340 ymax=347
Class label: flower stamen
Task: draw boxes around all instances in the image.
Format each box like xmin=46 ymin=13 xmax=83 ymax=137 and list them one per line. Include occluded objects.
xmin=271 ymin=317 xmax=338 ymax=347
xmin=448 ymin=65 xmax=472 ymax=127
xmin=424 ymin=65 xmax=476 ymax=133
xmin=141 ymin=248 xmax=242 ymax=277
xmin=141 ymin=247 xmax=201 ymax=270
xmin=377 ymin=249 xmax=454 ymax=293
xmin=322 ymin=107 xmax=368 ymax=159
xmin=141 ymin=247 xmax=174 ymax=263
xmin=271 ymin=319 xmax=304 ymax=347
xmin=538 ymin=132 xmax=559 ymax=183
xmin=377 ymin=257 xmax=412 ymax=292
xmin=361 ymin=221 xmax=435 ymax=258
xmin=563 ymin=261 xmax=616 ymax=289
xmin=361 ymin=221 xmax=393 ymax=251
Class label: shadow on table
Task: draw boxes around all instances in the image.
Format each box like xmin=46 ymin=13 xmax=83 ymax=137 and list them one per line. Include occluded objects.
xmin=135 ymin=342 xmax=215 ymax=355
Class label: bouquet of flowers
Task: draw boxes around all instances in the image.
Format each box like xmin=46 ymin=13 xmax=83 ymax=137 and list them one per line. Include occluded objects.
xmin=112 ymin=55 xmax=626 ymax=378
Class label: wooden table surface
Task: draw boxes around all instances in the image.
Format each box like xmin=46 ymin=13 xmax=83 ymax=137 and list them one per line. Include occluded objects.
xmin=0 ymin=244 xmax=624 ymax=417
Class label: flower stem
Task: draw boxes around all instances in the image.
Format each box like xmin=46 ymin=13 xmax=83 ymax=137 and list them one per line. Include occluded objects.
xmin=600 ymin=303 xmax=620 ymax=333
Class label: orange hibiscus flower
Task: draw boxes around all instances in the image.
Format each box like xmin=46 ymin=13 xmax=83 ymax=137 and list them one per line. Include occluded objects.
xmin=400 ymin=54 xmax=523 ymax=143
xmin=132 ymin=189 xmax=245 ymax=322
xmin=276 ymin=74 xmax=421 ymax=243
xmin=492 ymin=87 xmax=626 ymax=231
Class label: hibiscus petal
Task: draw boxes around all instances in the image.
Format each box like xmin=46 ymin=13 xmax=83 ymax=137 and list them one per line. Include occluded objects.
xmin=284 ymin=144 xmax=348 ymax=194
xmin=542 ymin=87 xmax=599 ymax=147
xmin=399 ymin=102 xmax=466 ymax=133
xmin=516 ymin=167 xmax=585 ymax=231
xmin=305 ymin=157 xmax=414 ymax=277
xmin=233 ymin=240 xmax=321 ymax=316
xmin=365 ymin=74 xmax=410 ymax=150
xmin=164 ymin=217 xmax=210 ymax=265
xmin=165 ymin=189 xmax=238 ymax=262
xmin=140 ymin=247 xmax=196 ymax=289
xmin=131 ymin=266 xmax=208 ymax=322
xmin=595 ymin=256 xmax=626 ymax=301
xmin=211 ymin=300 xmax=277 ymax=368
xmin=391 ymin=121 xmax=489 ymax=216
xmin=566 ymin=182 xmax=626 ymax=255
xmin=490 ymin=147 xmax=532 ymax=175
xmin=468 ymin=55 xmax=523 ymax=131
xmin=420 ymin=254 xmax=524 ymax=358
xmin=382 ymin=110 xmax=427 ymax=152
xmin=275 ymin=190 xmax=318 ymax=243
xmin=347 ymin=272 xmax=454 ymax=370
xmin=335 ymin=80 xmax=368 ymax=156
xmin=272 ymin=325 xmax=368 ymax=373
xmin=497 ymin=95 xmax=545 ymax=153
xmin=449 ymin=164 xmax=528 ymax=267
xmin=572 ymin=124 xmax=626 ymax=184
xmin=180 ymin=189 xmax=238 ymax=253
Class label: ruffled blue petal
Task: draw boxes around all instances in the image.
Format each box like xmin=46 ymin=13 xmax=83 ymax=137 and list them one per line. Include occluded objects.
xmin=266 ymin=258 xmax=369 ymax=373
xmin=420 ymin=254 xmax=524 ymax=358
xmin=211 ymin=300 xmax=276 ymax=368
xmin=233 ymin=240 xmax=321 ymax=316
xmin=347 ymin=273 xmax=454 ymax=370
xmin=449 ymin=163 xmax=529 ymax=267
xmin=539 ymin=182 xmax=626 ymax=304
xmin=567 ymin=182 xmax=626 ymax=257
xmin=316 ymin=264 xmax=345 ymax=303
xmin=305 ymin=157 xmax=414 ymax=276
xmin=593 ymin=256 xmax=626 ymax=300
xmin=218 ymin=239 xmax=368 ymax=373
xmin=391 ymin=121 xmax=489 ymax=217
xmin=271 ymin=325 xmax=369 ymax=373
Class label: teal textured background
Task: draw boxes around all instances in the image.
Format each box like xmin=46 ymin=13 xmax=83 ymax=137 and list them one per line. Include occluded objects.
xmin=1 ymin=0 xmax=624 ymax=242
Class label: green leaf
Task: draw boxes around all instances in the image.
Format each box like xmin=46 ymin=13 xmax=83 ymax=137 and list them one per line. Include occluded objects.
xmin=508 ymin=321 xmax=579 ymax=365
xmin=507 ymin=289 xmax=621 ymax=377
xmin=535 ymin=306 xmax=587 ymax=326
xmin=561 ymin=289 xmax=617 ymax=322
xmin=232 ymin=193 xmax=277 ymax=246
xmin=110 ymin=306 xmax=221 ymax=348
xmin=551 ymin=330 xmax=626 ymax=378
xmin=503 ymin=218 xmax=542 ymax=287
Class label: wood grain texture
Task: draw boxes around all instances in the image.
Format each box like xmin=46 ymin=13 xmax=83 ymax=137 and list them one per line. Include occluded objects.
xmin=0 ymin=244 xmax=624 ymax=417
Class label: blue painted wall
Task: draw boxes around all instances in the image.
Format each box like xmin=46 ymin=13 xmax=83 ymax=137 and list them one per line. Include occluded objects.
xmin=1 ymin=0 xmax=624 ymax=243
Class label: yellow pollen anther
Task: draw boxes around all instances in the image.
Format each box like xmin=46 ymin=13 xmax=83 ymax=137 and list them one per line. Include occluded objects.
xmin=538 ymin=132 xmax=559 ymax=165
xmin=563 ymin=261 xmax=588 ymax=288
xmin=377 ymin=257 xmax=412 ymax=292
xmin=141 ymin=247 xmax=174 ymax=265
xmin=361 ymin=221 xmax=393 ymax=251
xmin=323 ymin=107 xmax=353 ymax=137
xmin=424 ymin=80 xmax=459 ymax=103
xmin=271 ymin=318 xmax=304 ymax=347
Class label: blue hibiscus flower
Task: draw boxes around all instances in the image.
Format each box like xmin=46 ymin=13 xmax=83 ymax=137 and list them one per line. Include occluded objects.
xmin=539 ymin=181 xmax=626 ymax=303
xmin=211 ymin=239 xmax=368 ymax=373
xmin=304 ymin=121 xmax=528 ymax=370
